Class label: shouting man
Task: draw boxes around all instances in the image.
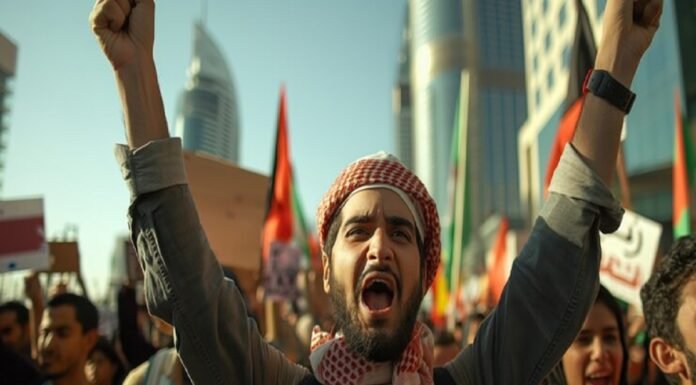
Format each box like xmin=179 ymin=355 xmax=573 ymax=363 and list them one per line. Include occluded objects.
xmin=89 ymin=0 xmax=662 ymax=383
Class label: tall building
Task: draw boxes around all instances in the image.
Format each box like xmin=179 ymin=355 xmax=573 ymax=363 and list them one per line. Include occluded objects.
xmin=518 ymin=0 xmax=688 ymax=229
xmin=174 ymin=23 xmax=240 ymax=164
xmin=407 ymin=0 xmax=527 ymax=226
xmin=393 ymin=8 xmax=415 ymax=171
xmin=0 ymin=31 xmax=17 ymax=193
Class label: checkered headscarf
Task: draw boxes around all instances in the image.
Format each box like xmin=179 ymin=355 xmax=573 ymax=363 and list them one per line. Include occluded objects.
xmin=316 ymin=152 xmax=441 ymax=288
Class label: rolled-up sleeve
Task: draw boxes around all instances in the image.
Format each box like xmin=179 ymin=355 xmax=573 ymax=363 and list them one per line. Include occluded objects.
xmin=445 ymin=144 xmax=624 ymax=385
xmin=115 ymin=138 xmax=309 ymax=385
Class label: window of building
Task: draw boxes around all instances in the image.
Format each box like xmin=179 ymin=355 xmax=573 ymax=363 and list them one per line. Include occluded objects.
xmin=562 ymin=45 xmax=570 ymax=70
xmin=559 ymin=2 xmax=567 ymax=27
xmin=547 ymin=68 xmax=555 ymax=91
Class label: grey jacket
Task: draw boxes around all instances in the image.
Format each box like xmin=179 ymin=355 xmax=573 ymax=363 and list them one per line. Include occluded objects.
xmin=115 ymin=138 xmax=622 ymax=385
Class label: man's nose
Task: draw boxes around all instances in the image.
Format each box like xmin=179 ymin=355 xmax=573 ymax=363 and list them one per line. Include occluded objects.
xmin=367 ymin=228 xmax=394 ymax=262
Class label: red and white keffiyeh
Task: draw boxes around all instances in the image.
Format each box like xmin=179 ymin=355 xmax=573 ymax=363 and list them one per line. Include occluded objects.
xmin=316 ymin=152 xmax=441 ymax=289
xmin=309 ymin=321 xmax=435 ymax=385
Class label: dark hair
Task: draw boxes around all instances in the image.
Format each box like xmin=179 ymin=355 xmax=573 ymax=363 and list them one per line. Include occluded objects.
xmin=90 ymin=336 xmax=126 ymax=385
xmin=544 ymin=285 xmax=628 ymax=385
xmin=47 ymin=293 xmax=98 ymax=333
xmin=433 ymin=329 xmax=457 ymax=347
xmin=641 ymin=235 xmax=696 ymax=385
xmin=0 ymin=301 xmax=30 ymax=326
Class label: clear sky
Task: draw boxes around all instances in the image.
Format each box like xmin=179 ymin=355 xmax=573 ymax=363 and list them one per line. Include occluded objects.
xmin=0 ymin=1 xmax=406 ymax=299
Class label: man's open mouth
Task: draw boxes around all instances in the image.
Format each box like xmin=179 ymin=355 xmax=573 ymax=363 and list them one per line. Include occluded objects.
xmin=360 ymin=274 xmax=396 ymax=315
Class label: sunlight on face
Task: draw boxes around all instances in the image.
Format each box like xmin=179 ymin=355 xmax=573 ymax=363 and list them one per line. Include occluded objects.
xmin=562 ymin=303 xmax=624 ymax=385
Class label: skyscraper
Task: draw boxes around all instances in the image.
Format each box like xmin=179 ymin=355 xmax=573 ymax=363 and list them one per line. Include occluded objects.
xmin=0 ymin=31 xmax=17 ymax=193
xmin=393 ymin=8 xmax=415 ymax=171
xmin=518 ymin=0 xmax=688 ymax=227
xmin=174 ymin=22 xmax=240 ymax=164
xmin=406 ymin=0 xmax=527 ymax=226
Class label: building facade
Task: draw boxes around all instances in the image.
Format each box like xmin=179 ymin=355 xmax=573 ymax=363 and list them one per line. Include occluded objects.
xmin=174 ymin=23 xmax=240 ymax=164
xmin=0 ymin=32 xmax=17 ymax=193
xmin=406 ymin=0 xmax=527 ymax=226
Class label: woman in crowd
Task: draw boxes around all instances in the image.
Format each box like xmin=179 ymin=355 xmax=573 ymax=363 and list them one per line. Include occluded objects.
xmin=86 ymin=336 xmax=127 ymax=385
xmin=543 ymin=285 xmax=628 ymax=385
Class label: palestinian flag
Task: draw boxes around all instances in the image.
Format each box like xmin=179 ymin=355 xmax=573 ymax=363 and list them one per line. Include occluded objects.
xmin=262 ymin=88 xmax=317 ymax=300
xmin=673 ymin=91 xmax=694 ymax=238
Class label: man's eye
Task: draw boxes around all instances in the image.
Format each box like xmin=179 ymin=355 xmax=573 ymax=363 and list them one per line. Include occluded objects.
xmin=347 ymin=228 xmax=368 ymax=237
xmin=392 ymin=230 xmax=411 ymax=241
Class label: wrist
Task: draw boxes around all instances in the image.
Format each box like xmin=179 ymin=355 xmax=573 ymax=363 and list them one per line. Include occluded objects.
xmin=594 ymin=42 xmax=639 ymax=88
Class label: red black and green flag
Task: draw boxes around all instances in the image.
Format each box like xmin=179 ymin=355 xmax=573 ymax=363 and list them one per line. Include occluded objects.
xmin=262 ymin=88 xmax=318 ymax=300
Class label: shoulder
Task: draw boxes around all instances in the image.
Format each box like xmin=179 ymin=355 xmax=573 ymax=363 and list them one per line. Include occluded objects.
xmin=123 ymin=360 xmax=150 ymax=385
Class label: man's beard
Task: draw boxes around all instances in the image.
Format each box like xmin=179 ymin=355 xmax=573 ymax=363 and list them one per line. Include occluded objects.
xmin=329 ymin=272 xmax=422 ymax=362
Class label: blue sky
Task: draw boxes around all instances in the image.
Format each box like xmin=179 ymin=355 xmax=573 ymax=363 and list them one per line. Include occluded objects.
xmin=0 ymin=1 xmax=406 ymax=298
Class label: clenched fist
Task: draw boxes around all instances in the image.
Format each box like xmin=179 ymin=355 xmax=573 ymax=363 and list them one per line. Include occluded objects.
xmin=89 ymin=0 xmax=155 ymax=70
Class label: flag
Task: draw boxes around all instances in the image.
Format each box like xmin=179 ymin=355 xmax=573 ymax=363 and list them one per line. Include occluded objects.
xmin=673 ymin=91 xmax=693 ymax=238
xmin=487 ymin=217 xmax=509 ymax=306
xmin=431 ymin=264 xmax=449 ymax=327
xmin=544 ymin=0 xmax=597 ymax=193
xmin=434 ymin=71 xmax=473 ymax=327
xmin=262 ymin=87 xmax=316 ymax=300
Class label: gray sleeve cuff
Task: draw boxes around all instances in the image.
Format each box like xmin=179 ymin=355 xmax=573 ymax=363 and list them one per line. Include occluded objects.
xmin=114 ymin=138 xmax=188 ymax=201
xmin=544 ymin=143 xmax=624 ymax=234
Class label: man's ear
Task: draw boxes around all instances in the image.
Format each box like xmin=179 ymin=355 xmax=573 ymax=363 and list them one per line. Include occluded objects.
xmin=649 ymin=337 xmax=688 ymax=381
xmin=83 ymin=329 xmax=98 ymax=356
xmin=322 ymin=252 xmax=331 ymax=294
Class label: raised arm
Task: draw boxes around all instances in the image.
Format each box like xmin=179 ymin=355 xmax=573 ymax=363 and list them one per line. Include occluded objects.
xmin=445 ymin=1 xmax=662 ymax=384
xmin=90 ymin=1 xmax=309 ymax=383
xmin=90 ymin=0 xmax=168 ymax=148
xmin=572 ymin=0 xmax=662 ymax=184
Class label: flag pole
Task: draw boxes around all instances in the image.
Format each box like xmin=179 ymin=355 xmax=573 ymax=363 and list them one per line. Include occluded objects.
xmin=448 ymin=70 xmax=471 ymax=330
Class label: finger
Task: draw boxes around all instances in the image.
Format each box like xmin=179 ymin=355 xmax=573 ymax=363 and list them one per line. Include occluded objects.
xmin=603 ymin=0 xmax=631 ymax=25
xmin=639 ymin=0 xmax=663 ymax=28
xmin=114 ymin=0 xmax=132 ymax=19
xmin=91 ymin=0 xmax=127 ymax=33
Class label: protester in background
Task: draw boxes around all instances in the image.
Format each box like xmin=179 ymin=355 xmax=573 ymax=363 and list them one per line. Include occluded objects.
xmin=641 ymin=235 xmax=696 ymax=385
xmin=464 ymin=311 xmax=487 ymax=345
xmin=0 ymin=300 xmax=33 ymax=359
xmin=121 ymin=319 xmax=190 ymax=385
xmin=433 ymin=329 xmax=460 ymax=367
xmin=543 ymin=285 xmax=628 ymax=385
xmin=0 ymin=337 xmax=42 ymax=385
xmin=86 ymin=336 xmax=127 ymax=385
xmin=90 ymin=0 xmax=662 ymax=382
xmin=117 ymin=284 xmax=157 ymax=368
xmin=38 ymin=293 xmax=99 ymax=385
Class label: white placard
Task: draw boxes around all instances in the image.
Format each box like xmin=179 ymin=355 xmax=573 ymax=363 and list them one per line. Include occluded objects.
xmin=599 ymin=210 xmax=662 ymax=311
xmin=0 ymin=198 xmax=49 ymax=272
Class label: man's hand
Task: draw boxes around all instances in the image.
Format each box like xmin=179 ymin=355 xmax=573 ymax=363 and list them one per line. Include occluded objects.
xmin=90 ymin=0 xmax=155 ymax=71
xmin=89 ymin=0 xmax=168 ymax=148
xmin=596 ymin=0 xmax=662 ymax=87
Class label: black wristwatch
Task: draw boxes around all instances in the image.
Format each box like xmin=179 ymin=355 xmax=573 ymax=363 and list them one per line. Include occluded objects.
xmin=583 ymin=69 xmax=636 ymax=114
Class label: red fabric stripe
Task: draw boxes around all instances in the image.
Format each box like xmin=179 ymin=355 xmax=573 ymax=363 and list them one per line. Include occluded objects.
xmin=544 ymin=97 xmax=584 ymax=194
xmin=0 ymin=217 xmax=45 ymax=255
xmin=262 ymin=88 xmax=295 ymax=261
xmin=673 ymin=93 xmax=690 ymax=230
xmin=487 ymin=218 xmax=509 ymax=305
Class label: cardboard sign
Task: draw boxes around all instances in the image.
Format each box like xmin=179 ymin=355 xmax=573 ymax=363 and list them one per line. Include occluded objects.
xmin=264 ymin=240 xmax=301 ymax=300
xmin=600 ymin=210 xmax=662 ymax=310
xmin=0 ymin=198 xmax=49 ymax=272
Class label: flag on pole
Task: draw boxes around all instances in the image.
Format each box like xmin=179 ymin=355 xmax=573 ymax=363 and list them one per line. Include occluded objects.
xmin=433 ymin=71 xmax=473 ymax=327
xmin=673 ymin=91 xmax=693 ymax=238
xmin=262 ymin=87 xmax=316 ymax=300
xmin=487 ymin=217 xmax=509 ymax=306
xmin=544 ymin=0 xmax=596 ymax=193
